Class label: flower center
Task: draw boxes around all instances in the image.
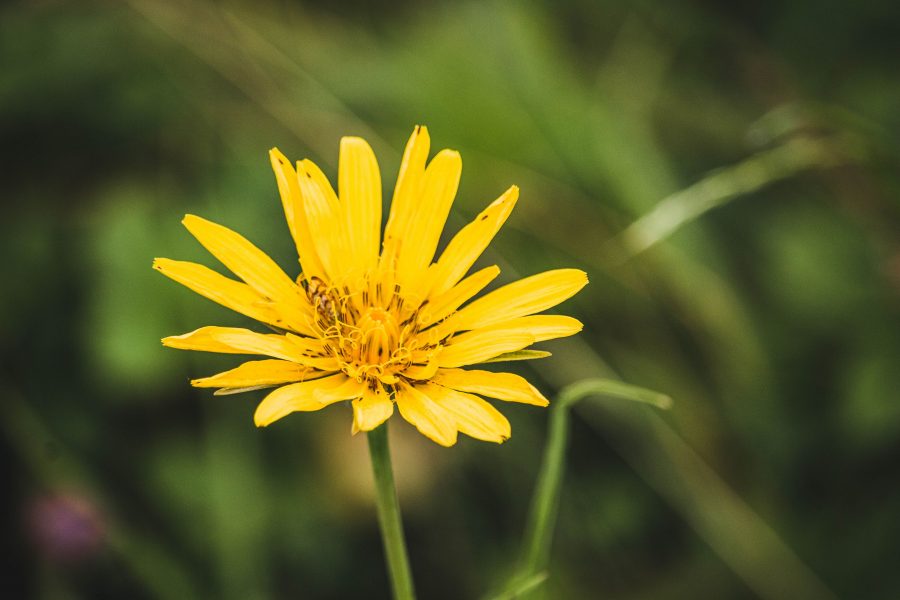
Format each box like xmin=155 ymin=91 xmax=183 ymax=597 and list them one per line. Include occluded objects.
xmin=306 ymin=276 xmax=422 ymax=385
xmin=357 ymin=308 xmax=400 ymax=366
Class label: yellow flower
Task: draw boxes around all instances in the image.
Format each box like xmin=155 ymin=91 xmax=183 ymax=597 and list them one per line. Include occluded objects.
xmin=155 ymin=126 xmax=587 ymax=446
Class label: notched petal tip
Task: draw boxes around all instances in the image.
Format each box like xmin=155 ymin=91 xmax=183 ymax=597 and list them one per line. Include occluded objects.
xmin=151 ymin=257 xmax=181 ymax=274
xmin=296 ymin=160 xmax=314 ymax=178
xmin=269 ymin=147 xmax=291 ymax=166
xmin=181 ymin=214 xmax=211 ymax=233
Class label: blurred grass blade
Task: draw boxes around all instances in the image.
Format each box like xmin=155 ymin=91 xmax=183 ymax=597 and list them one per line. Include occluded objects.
xmin=127 ymin=0 xmax=397 ymax=167
xmin=575 ymin=398 xmax=840 ymax=600
xmin=532 ymin=336 xmax=839 ymax=600
xmin=500 ymin=378 xmax=671 ymax=598
xmin=486 ymin=572 xmax=548 ymax=600
xmin=608 ymin=135 xmax=846 ymax=262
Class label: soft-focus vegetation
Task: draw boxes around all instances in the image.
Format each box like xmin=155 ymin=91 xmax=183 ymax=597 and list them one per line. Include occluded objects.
xmin=2 ymin=1 xmax=899 ymax=598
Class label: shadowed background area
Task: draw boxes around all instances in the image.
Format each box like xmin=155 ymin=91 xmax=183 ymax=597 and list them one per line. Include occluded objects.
xmin=2 ymin=0 xmax=900 ymax=598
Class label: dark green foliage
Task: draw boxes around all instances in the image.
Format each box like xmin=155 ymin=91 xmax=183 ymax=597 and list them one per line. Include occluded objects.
xmin=1 ymin=1 xmax=899 ymax=598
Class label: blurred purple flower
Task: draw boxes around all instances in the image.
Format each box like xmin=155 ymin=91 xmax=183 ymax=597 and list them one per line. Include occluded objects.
xmin=27 ymin=493 xmax=105 ymax=563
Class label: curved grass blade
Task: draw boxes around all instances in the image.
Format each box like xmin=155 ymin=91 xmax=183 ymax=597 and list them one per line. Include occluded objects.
xmin=494 ymin=378 xmax=671 ymax=598
xmin=485 ymin=572 xmax=547 ymax=600
xmin=606 ymin=136 xmax=847 ymax=263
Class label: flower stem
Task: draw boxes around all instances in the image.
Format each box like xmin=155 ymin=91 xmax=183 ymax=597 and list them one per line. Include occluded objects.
xmin=367 ymin=422 xmax=416 ymax=600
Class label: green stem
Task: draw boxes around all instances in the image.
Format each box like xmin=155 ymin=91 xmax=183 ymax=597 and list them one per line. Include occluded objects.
xmin=518 ymin=400 xmax=571 ymax=578
xmin=367 ymin=422 xmax=416 ymax=600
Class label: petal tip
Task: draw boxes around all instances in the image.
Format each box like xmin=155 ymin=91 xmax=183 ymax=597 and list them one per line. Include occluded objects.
xmin=340 ymin=135 xmax=369 ymax=147
xmin=253 ymin=410 xmax=273 ymax=427
xmin=269 ymin=147 xmax=289 ymax=165
xmin=296 ymin=160 xmax=314 ymax=178
xmin=181 ymin=214 xmax=204 ymax=229
xmin=438 ymin=148 xmax=462 ymax=163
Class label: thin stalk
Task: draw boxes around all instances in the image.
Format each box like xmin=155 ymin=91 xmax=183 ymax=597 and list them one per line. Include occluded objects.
xmin=367 ymin=422 xmax=416 ymax=600
xmin=491 ymin=379 xmax=671 ymax=599
xmin=518 ymin=400 xmax=571 ymax=578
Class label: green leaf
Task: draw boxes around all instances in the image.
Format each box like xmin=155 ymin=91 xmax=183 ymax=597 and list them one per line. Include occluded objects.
xmin=479 ymin=350 xmax=552 ymax=364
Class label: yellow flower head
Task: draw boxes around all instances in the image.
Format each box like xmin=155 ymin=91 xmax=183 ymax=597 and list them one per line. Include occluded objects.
xmin=155 ymin=126 xmax=587 ymax=446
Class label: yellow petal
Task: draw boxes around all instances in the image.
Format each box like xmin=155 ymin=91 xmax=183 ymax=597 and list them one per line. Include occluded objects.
xmin=447 ymin=269 xmax=588 ymax=332
xmin=395 ymin=149 xmax=462 ymax=290
xmin=182 ymin=215 xmax=301 ymax=304
xmin=283 ymin=334 xmax=343 ymax=372
xmin=432 ymin=368 xmax=549 ymax=406
xmin=421 ymin=383 xmax=510 ymax=443
xmin=339 ymin=137 xmax=381 ymax=275
xmin=437 ymin=325 xmax=535 ymax=369
xmin=153 ymin=258 xmax=283 ymax=326
xmin=381 ymin=125 xmax=430 ymax=270
xmin=403 ymin=358 xmax=439 ymax=381
xmin=427 ymin=186 xmax=518 ymax=298
xmin=191 ymin=359 xmax=327 ymax=388
xmin=351 ymin=385 xmax=394 ymax=433
xmin=417 ymin=265 xmax=500 ymax=329
xmin=296 ymin=159 xmax=345 ymax=282
xmin=162 ymin=326 xmax=326 ymax=365
xmin=395 ymin=383 xmax=457 ymax=447
xmin=434 ymin=316 xmax=579 ymax=368
xmin=254 ymin=374 xmax=363 ymax=427
xmin=262 ymin=299 xmax=318 ymax=337
xmin=498 ymin=315 xmax=583 ymax=343
xmin=269 ymin=148 xmax=326 ymax=280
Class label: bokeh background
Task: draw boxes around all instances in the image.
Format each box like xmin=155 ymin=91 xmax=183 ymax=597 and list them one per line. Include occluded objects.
xmin=3 ymin=0 xmax=900 ymax=598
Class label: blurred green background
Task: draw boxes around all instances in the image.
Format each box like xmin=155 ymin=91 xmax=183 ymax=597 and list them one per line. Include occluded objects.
xmin=2 ymin=0 xmax=900 ymax=598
